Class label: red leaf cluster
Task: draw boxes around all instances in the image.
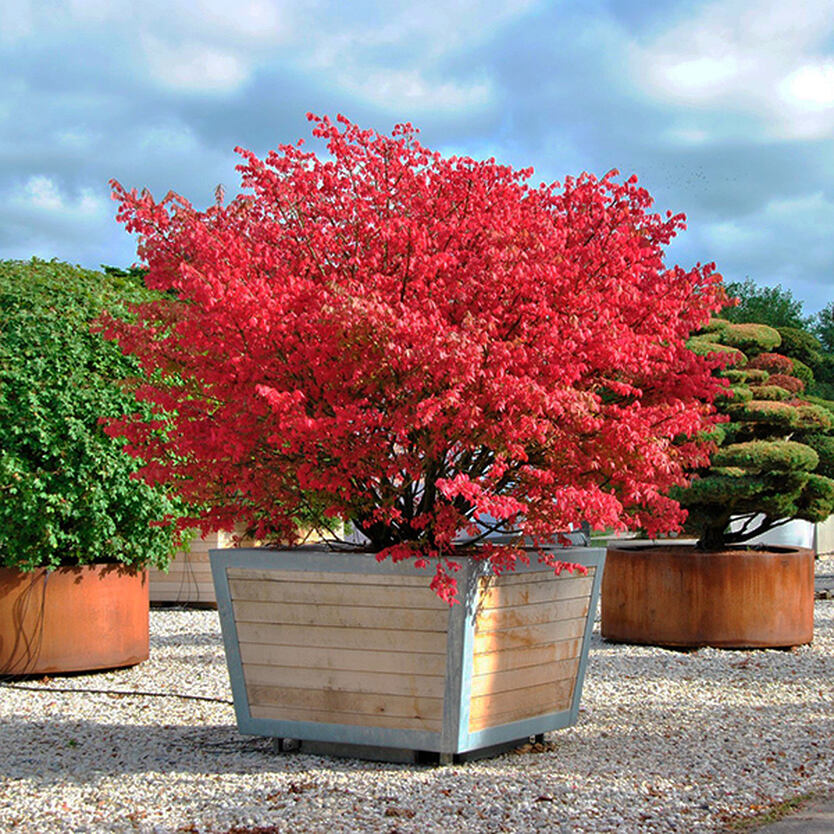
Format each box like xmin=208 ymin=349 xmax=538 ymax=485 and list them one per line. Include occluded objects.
xmin=102 ymin=114 xmax=727 ymax=601
xmin=766 ymin=373 xmax=806 ymax=394
xmin=748 ymin=353 xmax=794 ymax=374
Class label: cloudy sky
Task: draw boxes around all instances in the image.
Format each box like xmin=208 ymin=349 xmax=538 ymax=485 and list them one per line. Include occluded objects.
xmin=2 ymin=0 xmax=833 ymax=313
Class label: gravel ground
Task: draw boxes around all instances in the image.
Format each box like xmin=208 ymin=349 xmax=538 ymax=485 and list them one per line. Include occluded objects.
xmin=1 ymin=570 xmax=833 ymax=834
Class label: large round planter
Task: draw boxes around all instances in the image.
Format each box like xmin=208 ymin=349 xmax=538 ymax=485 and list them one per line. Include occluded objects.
xmin=0 ymin=564 xmax=149 ymax=675
xmin=601 ymin=543 xmax=814 ymax=649
xmin=210 ymin=545 xmax=605 ymax=763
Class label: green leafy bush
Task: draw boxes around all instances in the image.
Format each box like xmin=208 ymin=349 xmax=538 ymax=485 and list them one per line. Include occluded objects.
xmin=0 ymin=259 xmax=186 ymax=571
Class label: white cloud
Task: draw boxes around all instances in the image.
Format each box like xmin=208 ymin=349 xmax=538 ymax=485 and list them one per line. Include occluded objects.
xmin=780 ymin=61 xmax=834 ymax=107
xmin=56 ymin=128 xmax=98 ymax=150
xmin=332 ymin=67 xmax=492 ymax=112
xmin=12 ymin=176 xmax=105 ymax=217
xmin=288 ymin=0 xmax=538 ymax=111
xmin=23 ymin=176 xmax=64 ymax=211
xmin=141 ymin=36 xmax=248 ymax=93
xmin=0 ymin=0 xmax=35 ymax=43
xmin=631 ymin=0 xmax=834 ymax=141
xmin=0 ymin=0 xmax=528 ymax=103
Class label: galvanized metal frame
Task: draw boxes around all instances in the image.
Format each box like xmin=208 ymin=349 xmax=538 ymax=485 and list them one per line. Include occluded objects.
xmin=210 ymin=545 xmax=605 ymax=758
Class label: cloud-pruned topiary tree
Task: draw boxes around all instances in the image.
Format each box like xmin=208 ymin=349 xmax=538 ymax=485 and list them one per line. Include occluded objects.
xmin=678 ymin=319 xmax=834 ymax=550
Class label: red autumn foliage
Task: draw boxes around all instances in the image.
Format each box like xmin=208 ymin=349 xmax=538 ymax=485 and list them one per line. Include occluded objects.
xmin=766 ymin=373 xmax=806 ymax=394
xmin=102 ymin=114 xmax=727 ymax=601
xmin=748 ymin=353 xmax=794 ymax=374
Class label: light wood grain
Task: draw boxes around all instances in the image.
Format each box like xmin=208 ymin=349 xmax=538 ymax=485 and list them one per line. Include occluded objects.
xmin=247 ymin=683 xmax=443 ymax=720
xmin=474 ymin=597 xmax=591 ymax=632
xmin=238 ymin=642 xmax=448 ymax=676
xmin=250 ymin=703 xmax=441 ymax=731
xmin=230 ymin=599 xmax=447 ymax=632
xmin=226 ymin=567 xmax=434 ymax=587
xmin=478 ymin=575 xmax=593 ymax=609
xmin=468 ymin=678 xmax=575 ymax=731
xmin=470 ymin=638 xmax=583 ymax=675
xmin=242 ymin=662 xmax=445 ymax=698
xmin=469 ymin=658 xmax=580 ymax=698
xmin=148 ymin=549 xmax=216 ymax=603
xmin=473 ymin=617 xmax=588 ymax=654
xmin=478 ymin=567 xmax=594 ymax=588
xmin=235 ymin=622 xmax=448 ymax=654
xmin=228 ymin=577 xmax=448 ymax=610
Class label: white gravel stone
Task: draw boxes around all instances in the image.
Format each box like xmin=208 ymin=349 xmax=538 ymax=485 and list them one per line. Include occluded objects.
xmin=1 ymin=562 xmax=833 ymax=833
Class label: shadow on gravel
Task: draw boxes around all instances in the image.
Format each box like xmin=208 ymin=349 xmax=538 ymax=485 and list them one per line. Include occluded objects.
xmin=2 ymin=706 xmax=832 ymax=786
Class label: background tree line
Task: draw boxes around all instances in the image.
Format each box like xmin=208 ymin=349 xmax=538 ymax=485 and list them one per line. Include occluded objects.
xmin=723 ymin=279 xmax=834 ymax=399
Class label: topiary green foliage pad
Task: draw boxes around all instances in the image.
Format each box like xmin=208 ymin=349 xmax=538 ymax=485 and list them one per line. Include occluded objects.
xmin=0 ymin=259 xmax=187 ymax=571
xmin=675 ymin=318 xmax=834 ymax=550
xmin=712 ymin=440 xmax=818 ymax=472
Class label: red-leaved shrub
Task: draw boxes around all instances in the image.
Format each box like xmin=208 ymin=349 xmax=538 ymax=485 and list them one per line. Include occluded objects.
xmin=102 ymin=114 xmax=726 ymax=600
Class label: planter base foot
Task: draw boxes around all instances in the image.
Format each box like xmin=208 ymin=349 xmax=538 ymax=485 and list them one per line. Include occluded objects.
xmin=269 ymin=736 xmax=540 ymax=765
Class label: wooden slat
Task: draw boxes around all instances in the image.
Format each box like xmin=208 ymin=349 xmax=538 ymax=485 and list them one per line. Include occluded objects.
xmin=226 ymin=567 xmax=435 ymax=587
xmin=149 ymin=546 xmax=215 ymax=604
xmin=235 ymin=622 xmax=448 ymax=654
xmin=151 ymin=568 xmax=213 ymax=581
xmin=474 ymin=597 xmax=591 ymax=632
xmin=242 ymin=663 xmax=445 ymax=698
xmin=478 ymin=575 xmax=593 ymax=609
xmin=468 ymin=679 xmax=575 ymax=732
xmin=230 ymin=600 xmax=446 ymax=631
xmin=471 ymin=638 xmax=583 ymax=675
xmin=239 ymin=642 xmax=448 ymax=676
xmin=250 ymin=703 xmax=441 ymax=732
xmin=228 ymin=578 xmax=448 ymax=610
xmin=469 ymin=658 xmax=579 ymax=698
xmin=470 ymin=680 xmax=572 ymax=720
xmin=478 ymin=567 xmax=594 ymax=588
xmin=473 ymin=617 xmax=587 ymax=654
xmin=246 ymin=683 xmax=443 ymax=720
xmin=149 ymin=581 xmax=215 ymax=594
xmin=149 ymin=566 xmax=213 ymax=577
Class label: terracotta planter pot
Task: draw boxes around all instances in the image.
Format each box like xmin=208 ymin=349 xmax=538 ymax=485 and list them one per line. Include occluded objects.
xmin=0 ymin=564 xmax=149 ymax=675
xmin=601 ymin=543 xmax=814 ymax=649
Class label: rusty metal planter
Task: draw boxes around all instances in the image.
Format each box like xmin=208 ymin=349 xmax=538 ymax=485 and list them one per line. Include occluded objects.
xmin=0 ymin=564 xmax=149 ymax=675
xmin=601 ymin=543 xmax=814 ymax=649
xmin=211 ymin=545 xmax=604 ymax=763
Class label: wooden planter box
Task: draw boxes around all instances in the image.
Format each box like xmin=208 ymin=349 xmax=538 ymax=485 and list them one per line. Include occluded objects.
xmin=210 ymin=545 xmax=604 ymax=762
xmin=150 ymin=527 xmax=325 ymax=606
xmin=148 ymin=531 xmax=233 ymax=607
xmin=815 ymin=515 xmax=834 ymax=557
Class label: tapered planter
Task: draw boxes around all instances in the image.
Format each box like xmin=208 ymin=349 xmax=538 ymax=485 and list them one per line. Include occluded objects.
xmin=815 ymin=515 xmax=834 ymax=557
xmin=148 ymin=531 xmax=229 ymax=607
xmin=150 ymin=526 xmax=323 ymax=607
xmin=0 ymin=564 xmax=149 ymax=675
xmin=601 ymin=543 xmax=814 ymax=649
xmin=210 ymin=545 xmax=604 ymax=762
